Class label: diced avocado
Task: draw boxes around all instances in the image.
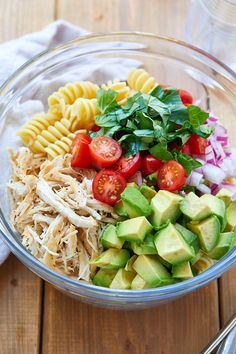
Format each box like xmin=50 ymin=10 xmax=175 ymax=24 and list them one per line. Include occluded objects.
xmin=130 ymin=234 xmax=157 ymax=255
xmin=180 ymin=192 xmax=211 ymax=221
xmin=207 ymin=232 xmax=235 ymax=260
xmin=133 ymin=255 xmax=171 ymax=287
xmin=156 ymin=255 xmax=172 ymax=270
xmin=154 ymin=223 xmax=195 ymax=265
xmin=92 ymin=269 xmax=117 ymax=287
xmin=101 ymin=224 xmax=124 ymax=249
xmin=121 ymin=186 xmax=152 ymax=218
xmin=110 ymin=269 xmax=136 ymax=289
xmin=187 ymin=215 xmax=220 ymax=252
xmin=131 ymin=274 xmax=149 ymax=289
xmin=226 ymin=201 xmax=236 ymax=231
xmin=172 ymin=262 xmax=193 ymax=279
xmin=90 ymin=248 xmax=130 ymax=270
xmin=175 ymin=223 xmax=200 ymax=254
xmin=150 ymin=190 xmax=183 ymax=227
xmin=117 ymin=216 xmax=152 ymax=242
xmin=200 ymin=194 xmax=226 ymax=230
xmin=114 ymin=200 xmax=128 ymax=217
xmin=192 ymin=254 xmax=215 ymax=274
xmin=140 ymin=185 xmax=157 ymax=202
xmin=127 ymin=182 xmax=139 ymax=189
xmin=216 ymin=188 xmax=233 ymax=207
xmin=124 ymin=255 xmax=137 ymax=273
xmin=146 ymin=171 xmax=158 ymax=186
xmin=190 ymin=250 xmax=202 ymax=265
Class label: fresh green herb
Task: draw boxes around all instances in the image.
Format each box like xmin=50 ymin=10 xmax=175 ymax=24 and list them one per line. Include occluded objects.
xmin=187 ymin=105 xmax=209 ymax=128
xmin=97 ymin=88 xmax=119 ymax=113
xmin=149 ymin=143 xmax=173 ymax=161
xmin=174 ymin=152 xmax=202 ymax=176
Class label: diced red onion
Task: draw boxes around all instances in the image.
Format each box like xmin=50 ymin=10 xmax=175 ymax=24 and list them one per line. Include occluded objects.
xmin=128 ymin=171 xmax=143 ymax=187
xmin=198 ymin=184 xmax=211 ymax=194
xmin=231 ymin=192 xmax=236 ymax=201
xmin=186 ymin=171 xmax=203 ymax=187
xmin=201 ymin=163 xmax=226 ymax=184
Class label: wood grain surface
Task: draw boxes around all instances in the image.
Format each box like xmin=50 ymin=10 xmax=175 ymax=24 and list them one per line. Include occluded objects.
xmin=0 ymin=1 xmax=235 ymax=354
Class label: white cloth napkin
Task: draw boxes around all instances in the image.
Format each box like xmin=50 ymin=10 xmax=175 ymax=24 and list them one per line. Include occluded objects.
xmin=0 ymin=20 xmax=89 ymax=265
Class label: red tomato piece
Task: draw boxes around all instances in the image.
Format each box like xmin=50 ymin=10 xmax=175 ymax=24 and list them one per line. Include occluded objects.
xmin=179 ymin=89 xmax=193 ymax=106
xmin=92 ymin=170 xmax=127 ymax=205
xmin=71 ymin=133 xmax=92 ymax=169
xmin=112 ymin=153 xmax=141 ymax=179
xmin=188 ymin=134 xmax=208 ymax=155
xmin=91 ymin=124 xmax=101 ymax=132
xmin=181 ymin=142 xmax=192 ymax=156
xmin=157 ymin=160 xmax=187 ymax=192
xmin=89 ymin=136 xmax=122 ymax=168
xmin=141 ymin=154 xmax=163 ymax=176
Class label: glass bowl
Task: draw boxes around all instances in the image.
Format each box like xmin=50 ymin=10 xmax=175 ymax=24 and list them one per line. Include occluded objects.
xmin=0 ymin=32 xmax=236 ymax=310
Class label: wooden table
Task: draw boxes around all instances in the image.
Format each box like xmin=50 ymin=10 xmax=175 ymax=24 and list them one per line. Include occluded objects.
xmin=0 ymin=1 xmax=235 ymax=353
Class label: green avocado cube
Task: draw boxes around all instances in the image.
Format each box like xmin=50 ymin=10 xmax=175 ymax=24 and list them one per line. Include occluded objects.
xmin=124 ymin=255 xmax=138 ymax=273
xmin=131 ymin=274 xmax=149 ymax=289
xmin=150 ymin=190 xmax=183 ymax=227
xmin=200 ymin=194 xmax=226 ymax=230
xmin=101 ymin=224 xmax=124 ymax=249
xmin=154 ymin=223 xmax=195 ymax=265
xmin=90 ymin=248 xmax=130 ymax=270
xmin=192 ymin=254 xmax=215 ymax=274
xmin=127 ymin=182 xmax=139 ymax=189
xmin=121 ymin=186 xmax=152 ymax=218
xmin=133 ymin=255 xmax=171 ymax=287
xmin=226 ymin=201 xmax=236 ymax=231
xmin=92 ymin=269 xmax=117 ymax=287
xmin=117 ymin=216 xmax=152 ymax=242
xmin=207 ymin=232 xmax=235 ymax=260
xmin=175 ymin=223 xmax=200 ymax=254
xmin=216 ymin=188 xmax=233 ymax=207
xmin=172 ymin=262 xmax=193 ymax=280
xmin=109 ymin=269 xmax=136 ymax=289
xmin=140 ymin=185 xmax=157 ymax=202
xmin=187 ymin=215 xmax=220 ymax=252
xmin=180 ymin=192 xmax=211 ymax=221
xmin=114 ymin=200 xmax=128 ymax=217
xmin=130 ymin=234 xmax=157 ymax=255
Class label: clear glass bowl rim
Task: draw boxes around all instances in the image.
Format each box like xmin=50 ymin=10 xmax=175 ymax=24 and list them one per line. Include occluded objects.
xmin=0 ymin=31 xmax=236 ymax=299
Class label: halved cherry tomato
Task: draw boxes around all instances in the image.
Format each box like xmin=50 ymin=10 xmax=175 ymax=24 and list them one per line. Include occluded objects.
xmin=141 ymin=154 xmax=163 ymax=176
xmin=91 ymin=124 xmax=101 ymax=132
xmin=181 ymin=142 xmax=192 ymax=156
xmin=179 ymin=89 xmax=193 ymax=106
xmin=71 ymin=133 xmax=92 ymax=168
xmin=157 ymin=160 xmax=187 ymax=192
xmin=92 ymin=170 xmax=127 ymax=205
xmin=112 ymin=153 xmax=141 ymax=179
xmin=188 ymin=134 xmax=208 ymax=155
xmin=89 ymin=136 xmax=122 ymax=169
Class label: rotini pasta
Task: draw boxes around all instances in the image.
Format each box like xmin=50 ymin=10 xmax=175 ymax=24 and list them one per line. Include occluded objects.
xmin=101 ymin=80 xmax=131 ymax=105
xmin=30 ymin=118 xmax=72 ymax=154
xmin=48 ymin=81 xmax=99 ymax=107
xmin=65 ymin=98 xmax=100 ymax=132
xmin=127 ymin=68 xmax=157 ymax=93
xmin=45 ymin=130 xmax=87 ymax=159
xmin=17 ymin=111 xmax=61 ymax=147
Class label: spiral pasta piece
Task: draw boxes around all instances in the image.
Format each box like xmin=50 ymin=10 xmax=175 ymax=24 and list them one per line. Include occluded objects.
xmin=127 ymin=68 xmax=157 ymax=93
xmin=45 ymin=133 xmax=75 ymax=159
xmin=48 ymin=81 xmax=99 ymax=108
xmin=17 ymin=112 xmax=61 ymax=147
xmin=101 ymin=80 xmax=131 ymax=105
xmin=30 ymin=118 xmax=72 ymax=154
xmin=66 ymin=98 xmax=100 ymax=132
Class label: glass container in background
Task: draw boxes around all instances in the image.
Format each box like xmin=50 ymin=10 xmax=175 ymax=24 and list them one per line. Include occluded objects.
xmin=184 ymin=0 xmax=236 ymax=71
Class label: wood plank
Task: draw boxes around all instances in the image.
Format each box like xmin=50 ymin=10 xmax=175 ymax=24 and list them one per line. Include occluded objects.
xmin=57 ymin=0 xmax=190 ymax=37
xmin=0 ymin=255 xmax=42 ymax=354
xmin=219 ymin=268 xmax=236 ymax=325
xmin=43 ymin=281 xmax=219 ymax=354
xmin=0 ymin=1 xmax=55 ymax=353
xmin=0 ymin=0 xmax=55 ymax=42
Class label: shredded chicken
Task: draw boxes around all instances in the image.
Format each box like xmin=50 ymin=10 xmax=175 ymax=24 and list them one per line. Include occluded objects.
xmin=8 ymin=148 xmax=117 ymax=281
